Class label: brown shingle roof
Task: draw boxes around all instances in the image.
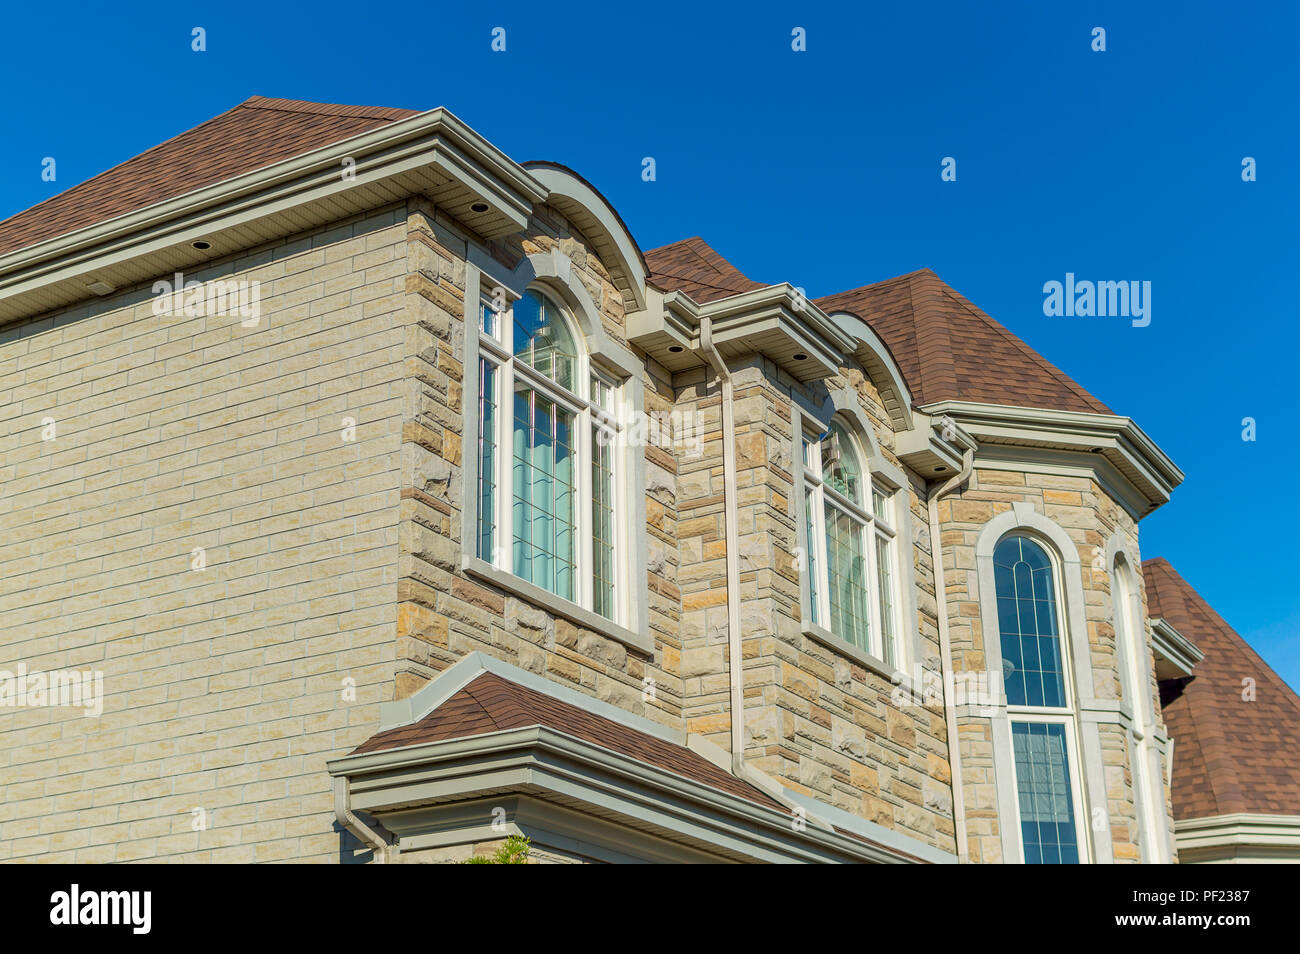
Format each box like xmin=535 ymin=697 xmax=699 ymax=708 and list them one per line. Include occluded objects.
xmin=644 ymin=236 xmax=765 ymax=304
xmin=349 ymin=671 xmax=786 ymax=811
xmin=1144 ymin=557 xmax=1300 ymax=819
xmin=817 ymin=269 xmax=1111 ymax=414
xmin=643 ymin=238 xmax=1111 ymax=415
xmin=0 ymin=96 xmax=419 ymax=258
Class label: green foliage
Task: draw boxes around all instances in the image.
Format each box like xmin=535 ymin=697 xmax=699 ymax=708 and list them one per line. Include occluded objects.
xmin=461 ymin=834 xmax=531 ymax=864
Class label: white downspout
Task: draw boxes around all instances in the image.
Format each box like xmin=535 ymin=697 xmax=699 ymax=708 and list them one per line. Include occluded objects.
xmin=334 ymin=776 xmax=395 ymax=864
xmin=698 ymin=316 xmax=746 ymax=775
xmin=928 ymin=446 xmax=974 ymax=863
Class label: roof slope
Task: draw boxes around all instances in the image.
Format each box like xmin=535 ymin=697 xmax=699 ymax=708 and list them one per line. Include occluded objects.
xmin=349 ymin=670 xmax=785 ymax=811
xmin=644 ymin=236 xmax=765 ymax=303
xmin=817 ymin=269 xmax=1111 ymax=414
xmin=643 ymin=238 xmax=1110 ymax=415
xmin=1144 ymin=557 xmax=1300 ymax=819
xmin=0 ymin=96 xmax=419 ymax=257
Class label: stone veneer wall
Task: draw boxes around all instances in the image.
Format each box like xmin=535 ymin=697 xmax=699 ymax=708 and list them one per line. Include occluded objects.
xmin=938 ymin=467 xmax=1173 ymax=863
xmin=0 ymin=207 xmax=410 ymax=862
xmin=390 ymin=198 xmax=685 ymax=737
xmin=678 ymin=354 xmax=956 ymax=854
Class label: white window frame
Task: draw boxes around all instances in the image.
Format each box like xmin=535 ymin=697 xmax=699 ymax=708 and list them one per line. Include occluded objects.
xmin=476 ymin=285 xmax=628 ymax=626
xmin=995 ymin=532 xmax=1092 ymax=864
xmin=802 ymin=418 xmax=903 ymax=668
xmin=1112 ymin=554 xmax=1166 ymax=863
xmin=1006 ymin=712 xmax=1091 ymax=865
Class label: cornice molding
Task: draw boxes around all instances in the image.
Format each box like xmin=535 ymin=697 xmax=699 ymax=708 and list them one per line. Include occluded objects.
xmin=919 ymin=400 xmax=1183 ymax=519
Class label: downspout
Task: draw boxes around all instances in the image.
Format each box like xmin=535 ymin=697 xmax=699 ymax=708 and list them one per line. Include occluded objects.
xmin=698 ymin=316 xmax=746 ymax=776
xmin=928 ymin=446 xmax=974 ymax=863
xmin=333 ymin=776 xmax=395 ymax=864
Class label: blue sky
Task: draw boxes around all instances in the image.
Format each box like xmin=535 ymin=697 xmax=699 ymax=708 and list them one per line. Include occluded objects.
xmin=3 ymin=2 xmax=1296 ymax=687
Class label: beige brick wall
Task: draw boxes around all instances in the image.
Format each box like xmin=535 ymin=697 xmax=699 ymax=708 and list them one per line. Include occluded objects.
xmin=0 ymin=207 xmax=410 ymax=862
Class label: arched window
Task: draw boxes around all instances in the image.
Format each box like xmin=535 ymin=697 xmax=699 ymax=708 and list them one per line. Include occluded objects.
xmin=994 ymin=533 xmax=1084 ymax=864
xmin=994 ymin=535 xmax=1066 ymax=708
xmin=802 ymin=417 xmax=901 ymax=666
xmin=476 ymin=287 xmax=621 ymax=619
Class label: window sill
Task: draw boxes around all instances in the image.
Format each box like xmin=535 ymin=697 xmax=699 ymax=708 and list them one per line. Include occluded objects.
xmin=462 ymin=556 xmax=654 ymax=656
xmin=801 ymin=620 xmax=910 ymax=689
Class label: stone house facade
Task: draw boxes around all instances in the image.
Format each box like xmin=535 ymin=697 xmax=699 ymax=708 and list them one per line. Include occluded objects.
xmin=1 ymin=95 xmax=1268 ymax=864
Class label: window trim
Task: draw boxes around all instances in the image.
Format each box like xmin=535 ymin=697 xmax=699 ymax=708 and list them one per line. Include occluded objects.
xmin=1108 ymin=541 xmax=1172 ymax=864
xmin=461 ymin=247 xmax=650 ymax=654
xmin=975 ymin=503 xmax=1109 ymax=864
xmin=1006 ymin=712 xmax=1090 ymax=865
xmin=791 ymin=390 xmax=917 ymax=683
xmin=994 ymin=531 xmax=1089 ymax=863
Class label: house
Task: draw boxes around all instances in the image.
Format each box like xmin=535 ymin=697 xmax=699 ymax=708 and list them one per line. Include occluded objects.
xmin=0 ymin=96 xmax=1290 ymax=862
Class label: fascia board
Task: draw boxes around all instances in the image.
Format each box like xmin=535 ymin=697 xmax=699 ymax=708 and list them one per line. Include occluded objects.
xmin=0 ymin=106 xmax=546 ymax=299
xmin=331 ymin=725 xmax=909 ymax=863
xmin=921 ymin=400 xmax=1183 ymax=515
xmin=1175 ymin=813 xmax=1300 ymax=849
xmin=1150 ymin=617 xmax=1204 ymax=675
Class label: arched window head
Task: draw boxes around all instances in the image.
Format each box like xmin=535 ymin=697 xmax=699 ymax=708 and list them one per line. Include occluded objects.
xmin=475 ymin=283 xmax=620 ymax=620
xmin=824 ymin=420 xmax=862 ymax=502
xmin=513 ymin=289 xmax=577 ymax=389
xmin=994 ymin=534 xmax=1066 ymax=708
xmin=801 ymin=413 xmax=903 ymax=667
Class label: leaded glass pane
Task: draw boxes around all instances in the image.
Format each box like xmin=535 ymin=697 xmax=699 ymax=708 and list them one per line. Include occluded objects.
xmin=824 ymin=421 xmax=861 ymax=502
xmin=512 ymin=384 xmax=576 ymax=600
xmin=805 ymin=488 xmax=818 ymax=624
xmin=476 ymin=358 xmax=497 ymax=561
xmin=826 ymin=504 xmax=870 ymax=651
xmin=876 ymin=533 xmax=896 ymax=666
xmin=514 ymin=290 xmax=576 ymax=390
xmin=1011 ymin=721 xmax=1080 ymax=864
xmin=592 ymin=425 xmax=615 ymax=619
xmin=994 ymin=535 xmax=1067 ymax=708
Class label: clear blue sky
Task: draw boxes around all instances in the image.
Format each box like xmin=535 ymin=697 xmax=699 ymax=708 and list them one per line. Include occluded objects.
xmin=3 ymin=2 xmax=1296 ymax=687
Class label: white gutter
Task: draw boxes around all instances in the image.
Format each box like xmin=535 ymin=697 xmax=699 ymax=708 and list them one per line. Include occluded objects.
xmin=927 ymin=445 xmax=974 ymax=862
xmin=333 ymin=776 xmax=395 ymax=863
xmin=698 ymin=316 xmax=746 ymax=775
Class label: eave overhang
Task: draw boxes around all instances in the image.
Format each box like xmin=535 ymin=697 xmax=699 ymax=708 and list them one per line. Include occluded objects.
xmin=919 ymin=400 xmax=1185 ymax=519
xmin=1175 ymin=813 xmax=1300 ymax=856
xmin=0 ymin=107 xmax=550 ymax=327
xmin=896 ymin=408 xmax=978 ymax=479
xmin=1150 ymin=616 xmax=1204 ymax=679
xmin=327 ymin=725 xmax=920 ymax=864
xmin=630 ymin=283 xmax=854 ymax=384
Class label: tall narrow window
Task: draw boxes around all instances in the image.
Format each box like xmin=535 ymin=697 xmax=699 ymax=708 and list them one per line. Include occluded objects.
xmin=995 ymin=535 xmax=1066 ymax=708
xmin=802 ymin=417 xmax=903 ymax=666
xmin=994 ymin=533 xmax=1087 ymax=863
xmin=476 ymin=286 xmax=622 ymax=620
xmin=1012 ymin=722 xmax=1080 ymax=864
xmin=1114 ymin=554 xmax=1163 ymax=862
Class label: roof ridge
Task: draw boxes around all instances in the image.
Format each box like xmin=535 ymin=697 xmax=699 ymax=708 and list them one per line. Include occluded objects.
xmin=907 ymin=268 xmax=960 ymax=400
xmin=238 ymin=95 xmax=420 ymax=121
